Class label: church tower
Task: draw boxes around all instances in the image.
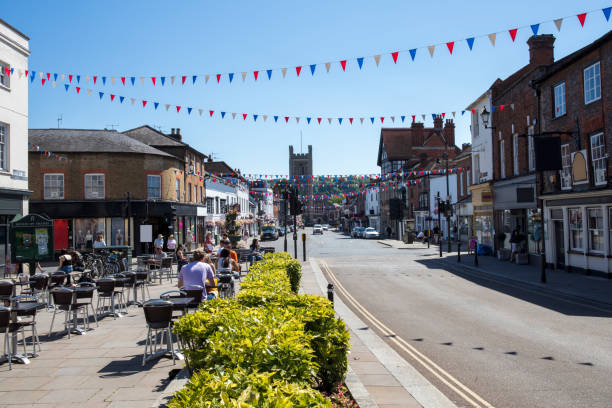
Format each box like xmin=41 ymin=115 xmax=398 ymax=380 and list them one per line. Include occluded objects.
xmin=289 ymin=145 xmax=313 ymax=223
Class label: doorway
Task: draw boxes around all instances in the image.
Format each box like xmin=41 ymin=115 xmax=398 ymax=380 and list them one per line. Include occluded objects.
xmin=553 ymin=220 xmax=565 ymax=268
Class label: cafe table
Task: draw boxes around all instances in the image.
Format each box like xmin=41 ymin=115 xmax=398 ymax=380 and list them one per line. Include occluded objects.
xmin=3 ymin=302 xmax=46 ymax=365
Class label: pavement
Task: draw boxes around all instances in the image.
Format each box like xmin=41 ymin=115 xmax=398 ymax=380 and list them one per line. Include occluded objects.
xmin=0 ymin=274 xmax=185 ymax=408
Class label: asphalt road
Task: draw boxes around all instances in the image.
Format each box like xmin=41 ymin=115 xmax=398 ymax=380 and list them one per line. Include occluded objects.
xmin=263 ymin=228 xmax=612 ymax=408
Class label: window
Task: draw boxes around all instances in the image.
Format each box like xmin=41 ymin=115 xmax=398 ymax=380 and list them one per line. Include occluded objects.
xmin=0 ymin=123 xmax=7 ymax=171
xmin=568 ymin=208 xmax=583 ymax=250
xmin=206 ymin=197 xmax=214 ymax=214
xmin=554 ymin=82 xmax=566 ymax=117
xmin=175 ymin=178 xmax=180 ymax=200
xmin=147 ymin=175 xmax=161 ymax=199
xmin=187 ymin=183 xmax=192 ymax=202
xmin=460 ymin=173 xmax=464 ymax=197
xmin=84 ymin=174 xmax=105 ymax=199
xmin=528 ymin=127 xmax=535 ymax=171
xmin=513 ymin=134 xmax=519 ymax=175
xmin=473 ymin=154 xmax=480 ymax=183
xmin=215 ymin=198 xmax=219 ymax=214
xmin=472 ymin=111 xmax=479 ymax=138
xmin=587 ymin=208 xmax=603 ymax=252
xmin=44 ymin=174 xmax=64 ymax=199
xmin=560 ymin=144 xmax=571 ymax=190
xmin=499 ymin=141 xmax=506 ymax=179
xmin=584 ymin=62 xmax=601 ymax=104
xmin=220 ymin=199 xmax=226 ymax=213
xmin=0 ymin=61 xmax=10 ymax=88
xmin=590 ymin=132 xmax=606 ymax=186
xmin=193 ymin=185 xmax=197 ymax=203
xmin=418 ymin=192 xmax=428 ymax=209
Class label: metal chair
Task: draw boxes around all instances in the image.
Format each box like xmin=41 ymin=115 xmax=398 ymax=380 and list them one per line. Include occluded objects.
xmin=48 ymin=288 xmax=88 ymax=338
xmin=160 ymin=258 xmax=174 ymax=283
xmin=0 ymin=306 xmax=19 ymax=370
xmin=21 ymin=274 xmax=48 ymax=303
xmin=10 ymin=294 xmax=41 ymax=356
xmin=75 ymin=282 xmax=98 ymax=328
xmin=96 ymin=278 xmax=125 ymax=319
xmin=142 ymin=299 xmax=176 ymax=366
xmin=134 ymin=270 xmax=151 ymax=305
xmin=0 ymin=280 xmax=14 ymax=305
xmin=182 ymin=286 xmax=204 ymax=309
xmin=111 ymin=273 xmax=128 ymax=311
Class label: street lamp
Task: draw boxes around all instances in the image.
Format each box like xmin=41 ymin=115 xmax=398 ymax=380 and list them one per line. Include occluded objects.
xmin=437 ymin=152 xmax=451 ymax=253
xmin=480 ymin=106 xmax=492 ymax=129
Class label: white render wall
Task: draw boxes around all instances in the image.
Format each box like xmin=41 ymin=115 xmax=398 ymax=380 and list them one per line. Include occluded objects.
xmin=365 ymin=188 xmax=379 ymax=216
xmin=468 ymin=91 xmax=494 ymax=184
xmin=0 ymin=21 xmax=30 ymax=211
xmin=251 ymin=187 xmax=274 ymax=219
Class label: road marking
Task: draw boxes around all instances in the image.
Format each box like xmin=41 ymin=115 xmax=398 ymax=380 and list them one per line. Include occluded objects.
xmin=319 ymin=259 xmax=495 ymax=408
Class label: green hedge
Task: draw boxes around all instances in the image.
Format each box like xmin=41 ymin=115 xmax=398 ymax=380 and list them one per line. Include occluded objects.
xmin=170 ymin=252 xmax=349 ymax=407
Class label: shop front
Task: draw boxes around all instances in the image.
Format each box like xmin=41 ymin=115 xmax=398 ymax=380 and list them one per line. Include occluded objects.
xmin=455 ymin=198 xmax=473 ymax=245
xmin=469 ymin=182 xmax=494 ymax=250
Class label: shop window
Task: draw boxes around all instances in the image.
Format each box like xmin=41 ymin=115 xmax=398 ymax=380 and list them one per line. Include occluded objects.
xmin=584 ymin=61 xmax=601 ymax=104
xmin=74 ymin=218 xmax=105 ymax=251
xmin=587 ymin=208 xmax=604 ymax=252
xmin=590 ymin=133 xmax=606 ymax=186
xmin=84 ymin=174 xmax=105 ymax=199
xmin=147 ymin=175 xmax=161 ymax=199
xmin=553 ymin=82 xmax=566 ymax=117
xmin=568 ymin=208 xmax=583 ymax=250
xmin=44 ymin=173 xmax=64 ymax=199
xmin=560 ymin=144 xmax=571 ymax=190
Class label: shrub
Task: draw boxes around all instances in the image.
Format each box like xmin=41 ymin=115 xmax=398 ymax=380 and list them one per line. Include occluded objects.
xmin=169 ymin=368 xmax=332 ymax=408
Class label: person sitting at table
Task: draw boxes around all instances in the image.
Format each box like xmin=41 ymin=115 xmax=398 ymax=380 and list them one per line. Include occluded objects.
xmin=217 ymin=248 xmax=240 ymax=279
xmin=249 ymin=238 xmax=263 ymax=263
xmin=176 ymin=244 xmax=188 ymax=271
xmin=204 ymin=234 xmax=214 ymax=253
xmin=57 ymin=249 xmax=74 ymax=285
xmin=177 ymin=248 xmax=216 ymax=301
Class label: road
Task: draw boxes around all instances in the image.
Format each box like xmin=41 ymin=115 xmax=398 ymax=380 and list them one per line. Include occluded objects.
xmin=263 ymin=228 xmax=612 ymax=408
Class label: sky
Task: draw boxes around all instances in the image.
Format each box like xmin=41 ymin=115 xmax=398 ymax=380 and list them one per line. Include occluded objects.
xmin=5 ymin=0 xmax=612 ymax=176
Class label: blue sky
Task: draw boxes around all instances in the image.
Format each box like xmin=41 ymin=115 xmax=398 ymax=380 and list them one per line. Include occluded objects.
xmin=6 ymin=0 xmax=612 ymax=175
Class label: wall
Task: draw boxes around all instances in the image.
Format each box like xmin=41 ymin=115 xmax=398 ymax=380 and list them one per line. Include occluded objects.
xmin=468 ymin=92 xmax=494 ymax=184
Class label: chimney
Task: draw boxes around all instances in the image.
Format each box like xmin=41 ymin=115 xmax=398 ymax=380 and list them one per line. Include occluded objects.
xmin=444 ymin=119 xmax=455 ymax=147
xmin=171 ymin=128 xmax=175 ymax=135
xmin=175 ymin=128 xmax=181 ymax=141
xmin=411 ymin=122 xmax=424 ymax=146
xmin=527 ymin=34 xmax=555 ymax=66
xmin=433 ymin=115 xmax=443 ymax=129
xmin=462 ymin=143 xmax=471 ymax=151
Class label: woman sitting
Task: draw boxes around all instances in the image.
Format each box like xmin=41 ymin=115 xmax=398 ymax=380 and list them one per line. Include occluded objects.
xmin=176 ymin=244 xmax=188 ymax=272
xmin=217 ymin=248 xmax=240 ymax=280
xmin=249 ymin=238 xmax=263 ymax=263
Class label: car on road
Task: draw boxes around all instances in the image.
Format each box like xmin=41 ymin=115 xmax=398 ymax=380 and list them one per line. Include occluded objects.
xmin=322 ymin=224 xmax=329 ymax=231
xmin=313 ymin=224 xmax=323 ymax=234
xmin=351 ymin=226 xmax=365 ymax=238
xmin=363 ymin=227 xmax=380 ymax=239
xmin=261 ymin=226 xmax=278 ymax=241
xmin=278 ymin=226 xmax=285 ymax=236
xmin=358 ymin=227 xmax=367 ymax=238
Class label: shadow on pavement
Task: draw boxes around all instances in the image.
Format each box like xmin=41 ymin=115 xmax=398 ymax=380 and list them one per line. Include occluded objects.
xmin=415 ymin=258 xmax=612 ymax=318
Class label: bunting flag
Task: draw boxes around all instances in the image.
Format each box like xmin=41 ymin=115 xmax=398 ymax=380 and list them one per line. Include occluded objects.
xmin=28 ymin=143 xmax=72 ymax=164
xmin=24 ymin=7 xmax=607 ymax=88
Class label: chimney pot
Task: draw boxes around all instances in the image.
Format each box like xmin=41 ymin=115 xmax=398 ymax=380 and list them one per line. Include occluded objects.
xmin=527 ymin=34 xmax=555 ymax=66
xmin=171 ymin=128 xmax=175 ymax=135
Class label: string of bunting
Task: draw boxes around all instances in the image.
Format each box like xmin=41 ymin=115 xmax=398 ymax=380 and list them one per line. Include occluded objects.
xmin=35 ymin=81 xmax=511 ymax=125
xmin=28 ymin=143 xmax=71 ymax=163
xmin=9 ymin=7 xmax=610 ymax=87
xmin=245 ymin=168 xmax=464 ymax=181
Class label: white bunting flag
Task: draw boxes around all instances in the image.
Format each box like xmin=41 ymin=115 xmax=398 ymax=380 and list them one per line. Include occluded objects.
xmin=390 ymin=116 xmax=395 ymax=123
xmin=130 ymin=98 xmax=136 ymax=105
xmin=170 ymin=76 xmax=175 ymax=85
xmin=422 ymin=114 xmax=426 ymax=121
xmin=488 ymin=33 xmax=497 ymax=47
xmin=205 ymin=74 xmax=210 ymax=84
xmin=39 ymin=72 xmax=43 ymax=79
xmin=61 ymin=74 xmax=65 ymax=81
xmin=241 ymin=72 xmax=247 ymax=82
xmin=111 ymin=77 xmax=116 ymax=85
xmin=281 ymin=68 xmax=287 ymax=78
xmin=165 ymin=104 xmax=170 ymax=111
xmin=17 ymin=69 xmax=22 ymax=78
xmin=328 ymin=118 xmax=332 ymax=124
xmin=374 ymin=55 xmax=381 ymax=66
xmin=427 ymin=45 xmax=435 ymax=57
xmin=87 ymin=89 xmax=92 ymax=95
xmin=140 ymin=77 xmax=144 ymax=85
xmin=263 ymin=115 xmax=268 ymax=122
xmin=554 ymin=18 xmax=563 ymax=32
xmin=325 ymin=62 xmax=331 ymax=73
xmin=198 ymin=108 xmax=203 ymax=116
xmin=232 ymin=112 xmax=237 ymax=119
xmin=85 ymin=75 xmax=90 ymax=83
xmin=52 ymin=81 xmax=56 ymax=88
xmin=452 ymin=112 xmax=456 ymax=118
xmin=511 ymin=103 xmax=515 ymax=110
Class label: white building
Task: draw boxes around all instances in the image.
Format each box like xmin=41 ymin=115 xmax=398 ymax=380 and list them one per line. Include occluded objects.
xmin=250 ymin=182 xmax=274 ymax=221
xmin=467 ymin=89 xmax=494 ymax=185
xmin=0 ymin=19 xmax=30 ymax=273
xmin=205 ymin=179 xmax=238 ymax=236
xmin=429 ymin=174 xmax=458 ymax=239
xmin=365 ymin=188 xmax=380 ymax=232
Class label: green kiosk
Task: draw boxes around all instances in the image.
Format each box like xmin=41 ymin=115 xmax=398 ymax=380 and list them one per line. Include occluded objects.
xmin=10 ymin=214 xmax=54 ymax=275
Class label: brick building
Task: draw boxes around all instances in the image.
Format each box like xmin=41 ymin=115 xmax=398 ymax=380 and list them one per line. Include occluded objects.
xmin=29 ymin=128 xmax=206 ymax=255
xmin=534 ymin=30 xmax=612 ymax=276
xmin=377 ymin=116 xmax=458 ymax=239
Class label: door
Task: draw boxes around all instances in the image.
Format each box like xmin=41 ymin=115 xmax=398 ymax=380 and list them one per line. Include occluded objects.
xmin=554 ymin=220 xmax=565 ymax=268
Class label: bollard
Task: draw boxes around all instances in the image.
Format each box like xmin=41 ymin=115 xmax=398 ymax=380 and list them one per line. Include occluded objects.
xmin=302 ymin=233 xmax=307 ymax=261
xmin=327 ymin=283 xmax=334 ymax=306
xmin=474 ymin=245 xmax=479 ymax=267
xmin=457 ymin=241 xmax=461 ymax=263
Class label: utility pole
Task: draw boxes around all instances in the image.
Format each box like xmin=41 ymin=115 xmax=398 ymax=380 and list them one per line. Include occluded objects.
xmin=283 ymin=189 xmax=288 ymax=252
xmin=445 ymin=153 xmax=451 ymax=254
xmin=437 ymin=192 xmax=442 ymax=258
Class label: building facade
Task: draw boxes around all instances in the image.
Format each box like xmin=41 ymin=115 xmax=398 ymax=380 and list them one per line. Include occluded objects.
xmin=365 ymin=188 xmax=380 ymax=232
xmin=0 ymin=20 xmax=30 ymax=273
xmin=289 ymin=145 xmax=314 ymax=224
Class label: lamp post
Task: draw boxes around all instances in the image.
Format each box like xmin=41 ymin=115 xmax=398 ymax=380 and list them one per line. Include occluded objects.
xmin=437 ymin=153 xmax=451 ymax=253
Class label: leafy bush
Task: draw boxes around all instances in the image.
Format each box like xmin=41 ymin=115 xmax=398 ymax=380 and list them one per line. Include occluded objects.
xmin=169 ymin=368 xmax=332 ymax=408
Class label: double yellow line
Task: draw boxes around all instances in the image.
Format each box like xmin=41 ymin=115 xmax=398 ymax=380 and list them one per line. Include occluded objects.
xmin=318 ymin=259 xmax=495 ymax=408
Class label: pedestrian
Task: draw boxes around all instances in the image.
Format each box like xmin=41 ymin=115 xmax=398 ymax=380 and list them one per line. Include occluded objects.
xmin=509 ymin=226 xmax=521 ymax=263
xmin=154 ymin=234 xmax=164 ymax=255
xmin=386 ymin=225 xmax=392 ymax=238
xmin=167 ymin=235 xmax=177 ymax=252
xmin=204 ymin=233 xmax=214 ymax=253
xmin=249 ymin=238 xmax=263 ymax=263
xmin=93 ymin=234 xmax=106 ymax=248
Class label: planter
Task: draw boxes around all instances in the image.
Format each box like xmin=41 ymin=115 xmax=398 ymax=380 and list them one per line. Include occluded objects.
xmin=228 ymin=235 xmax=242 ymax=246
xmin=515 ymin=253 xmax=529 ymax=265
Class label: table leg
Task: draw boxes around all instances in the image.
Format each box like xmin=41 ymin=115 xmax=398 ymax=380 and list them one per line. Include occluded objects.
xmin=10 ymin=331 xmax=30 ymax=365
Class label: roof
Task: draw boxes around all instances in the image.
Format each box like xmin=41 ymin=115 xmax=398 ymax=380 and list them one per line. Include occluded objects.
xmin=28 ymin=129 xmax=174 ymax=157
xmin=122 ymin=125 xmax=185 ymax=147
xmin=534 ymin=30 xmax=612 ymax=85
xmin=378 ymin=129 xmax=414 ymax=164
xmin=205 ymin=161 xmax=237 ymax=175
xmin=0 ymin=18 xmax=29 ymax=40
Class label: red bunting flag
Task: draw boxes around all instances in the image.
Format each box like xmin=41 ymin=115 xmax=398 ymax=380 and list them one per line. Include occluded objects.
xmin=182 ymin=76 xmax=186 ymax=85
xmin=151 ymin=77 xmax=156 ymax=86
xmin=176 ymin=106 xmax=181 ymax=113
xmin=93 ymin=76 xmax=97 ymax=84
xmin=285 ymin=116 xmax=289 ymax=123
xmin=243 ymin=113 xmax=247 ymax=120
xmin=142 ymin=100 xmax=147 ymax=107
xmin=121 ymin=77 xmax=125 ymax=85
xmin=349 ymin=118 xmax=353 ymax=124
xmin=509 ymin=28 xmax=518 ymax=41
xmin=295 ymin=66 xmax=302 ymax=76
xmin=391 ymin=51 xmax=399 ymax=63
xmin=500 ymin=105 xmax=505 ymax=111
xmin=216 ymin=74 xmax=221 ymax=83
xmin=471 ymin=109 xmax=475 ymax=114
xmin=446 ymin=42 xmax=454 ymax=54
xmin=46 ymin=72 xmax=50 ymax=80
xmin=317 ymin=117 xmax=322 ymax=124
xmin=41 ymin=78 xmax=46 ymax=85
xmin=110 ymin=94 xmax=115 ymax=101
xmin=209 ymin=110 xmax=214 ymax=117
xmin=253 ymin=71 xmax=259 ymax=81
xmin=577 ymin=13 xmax=587 ymax=26
xmin=411 ymin=115 xmax=416 ymax=122
xmin=76 ymin=87 xmax=80 ymax=93
xmin=69 ymin=74 xmax=73 ymax=83
xmin=25 ymin=70 xmax=28 ymax=77
xmin=380 ymin=117 xmax=385 ymax=123
xmin=442 ymin=112 xmax=446 ymax=119
xmin=340 ymin=60 xmax=347 ymax=71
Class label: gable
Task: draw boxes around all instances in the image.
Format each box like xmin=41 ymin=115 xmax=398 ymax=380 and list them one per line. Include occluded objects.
xmin=423 ymin=132 xmax=446 ymax=147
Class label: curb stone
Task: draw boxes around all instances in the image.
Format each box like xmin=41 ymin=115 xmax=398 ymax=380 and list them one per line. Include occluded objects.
xmin=153 ymin=367 xmax=190 ymax=408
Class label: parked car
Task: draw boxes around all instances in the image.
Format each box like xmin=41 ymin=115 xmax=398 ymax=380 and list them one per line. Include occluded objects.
xmin=357 ymin=227 xmax=367 ymax=238
xmin=313 ymin=224 xmax=323 ymax=235
xmin=363 ymin=227 xmax=380 ymax=239
xmin=278 ymin=226 xmax=285 ymax=236
xmin=261 ymin=226 xmax=278 ymax=241
xmin=322 ymin=224 xmax=329 ymax=231
xmin=351 ymin=226 xmax=363 ymax=238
